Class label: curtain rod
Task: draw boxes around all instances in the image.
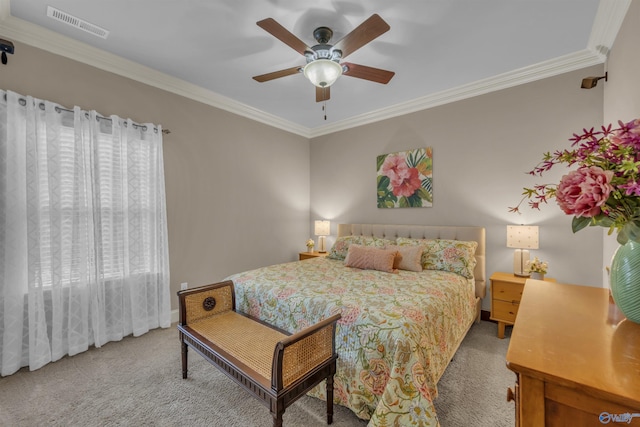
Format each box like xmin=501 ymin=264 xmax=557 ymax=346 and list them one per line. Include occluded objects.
xmin=3 ymin=92 xmax=171 ymax=135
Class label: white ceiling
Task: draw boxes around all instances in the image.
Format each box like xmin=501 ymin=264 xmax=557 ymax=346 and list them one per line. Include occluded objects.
xmin=0 ymin=1 xmax=630 ymax=137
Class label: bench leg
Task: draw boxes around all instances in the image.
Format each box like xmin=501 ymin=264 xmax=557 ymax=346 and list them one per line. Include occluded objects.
xmin=272 ymin=410 xmax=283 ymax=427
xmin=181 ymin=340 xmax=188 ymax=379
xmin=326 ymin=375 xmax=334 ymax=425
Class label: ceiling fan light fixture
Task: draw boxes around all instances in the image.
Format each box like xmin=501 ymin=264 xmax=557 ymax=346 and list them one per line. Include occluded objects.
xmin=304 ymin=59 xmax=343 ymax=88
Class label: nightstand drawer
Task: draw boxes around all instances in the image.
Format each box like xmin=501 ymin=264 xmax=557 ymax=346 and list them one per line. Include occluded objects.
xmin=493 ymin=299 xmax=520 ymax=323
xmin=493 ymin=281 xmax=524 ymax=302
xmin=299 ymin=252 xmax=328 ymax=260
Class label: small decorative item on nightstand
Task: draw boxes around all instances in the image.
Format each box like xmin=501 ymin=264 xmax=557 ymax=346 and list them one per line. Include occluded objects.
xmin=526 ymin=257 xmax=548 ymax=280
xmin=306 ymin=238 xmax=315 ymax=253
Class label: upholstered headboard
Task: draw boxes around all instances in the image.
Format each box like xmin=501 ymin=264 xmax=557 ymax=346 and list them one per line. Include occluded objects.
xmin=337 ymin=223 xmax=486 ymax=299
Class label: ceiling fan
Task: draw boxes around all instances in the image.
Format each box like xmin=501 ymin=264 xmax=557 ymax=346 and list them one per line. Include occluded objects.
xmin=252 ymin=14 xmax=395 ymax=102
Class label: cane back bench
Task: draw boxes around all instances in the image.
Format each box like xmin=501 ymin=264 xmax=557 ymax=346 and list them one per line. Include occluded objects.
xmin=177 ymin=280 xmax=340 ymax=427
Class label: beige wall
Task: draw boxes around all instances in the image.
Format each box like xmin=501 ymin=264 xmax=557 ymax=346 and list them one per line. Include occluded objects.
xmin=605 ymin=0 xmax=640 ymax=124
xmin=310 ymin=67 xmax=605 ymax=302
xmin=602 ymin=0 xmax=640 ymax=282
xmin=1 ymin=42 xmax=310 ymax=311
xmin=310 ymin=1 xmax=640 ymax=306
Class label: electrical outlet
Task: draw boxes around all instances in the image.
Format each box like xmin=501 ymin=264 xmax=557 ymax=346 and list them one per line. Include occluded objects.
xmin=180 ymin=282 xmax=188 ymax=290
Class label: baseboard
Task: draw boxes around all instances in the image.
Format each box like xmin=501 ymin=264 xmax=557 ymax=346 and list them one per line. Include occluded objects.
xmin=171 ymin=309 xmax=179 ymax=324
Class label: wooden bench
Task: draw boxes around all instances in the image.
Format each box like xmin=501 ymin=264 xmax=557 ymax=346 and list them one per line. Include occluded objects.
xmin=177 ymin=280 xmax=340 ymax=427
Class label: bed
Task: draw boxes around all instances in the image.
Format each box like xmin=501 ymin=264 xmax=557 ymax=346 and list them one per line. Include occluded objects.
xmin=225 ymin=223 xmax=486 ymax=426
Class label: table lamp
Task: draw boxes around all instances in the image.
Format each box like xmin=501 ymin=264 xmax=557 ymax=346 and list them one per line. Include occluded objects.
xmin=314 ymin=220 xmax=330 ymax=253
xmin=507 ymin=225 xmax=539 ymax=277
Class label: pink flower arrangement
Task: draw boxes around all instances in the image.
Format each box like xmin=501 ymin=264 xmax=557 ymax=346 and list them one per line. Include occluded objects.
xmin=510 ymin=118 xmax=640 ymax=244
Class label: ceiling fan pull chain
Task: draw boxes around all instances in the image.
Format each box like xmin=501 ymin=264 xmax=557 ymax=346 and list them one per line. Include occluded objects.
xmin=323 ymin=100 xmax=327 ymax=121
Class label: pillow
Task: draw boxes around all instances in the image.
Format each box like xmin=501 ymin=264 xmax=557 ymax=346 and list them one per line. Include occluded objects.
xmin=328 ymin=236 xmax=365 ymax=260
xmin=344 ymin=245 xmax=399 ymax=273
xmin=348 ymin=245 xmax=402 ymax=269
xmin=328 ymin=235 xmax=396 ymax=260
xmin=385 ymin=245 xmax=423 ymax=272
xmin=396 ymin=237 xmax=478 ymax=279
xmin=368 ymin=236 xmax=397 ymax=248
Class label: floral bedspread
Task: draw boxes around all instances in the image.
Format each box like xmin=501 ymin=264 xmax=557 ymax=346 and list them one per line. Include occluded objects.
xmin=226 ymin=257 xmax=477 ymax=426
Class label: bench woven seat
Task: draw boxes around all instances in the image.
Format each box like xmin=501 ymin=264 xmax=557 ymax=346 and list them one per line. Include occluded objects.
xmin=177 ymin=281 xmax=340 ymax=427
xmin=190 ymin=312 xmax=286 ymax=381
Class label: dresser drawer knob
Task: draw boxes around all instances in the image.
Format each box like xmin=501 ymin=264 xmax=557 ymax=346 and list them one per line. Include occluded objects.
xmin=507 ymin=387 xmax=515 ymax=402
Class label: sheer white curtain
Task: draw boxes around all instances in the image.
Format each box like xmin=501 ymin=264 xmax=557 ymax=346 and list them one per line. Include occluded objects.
xmin=0 ymin=90 xmax=171 ymax=376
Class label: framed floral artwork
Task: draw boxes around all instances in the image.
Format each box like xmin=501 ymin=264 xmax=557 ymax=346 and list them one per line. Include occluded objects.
xmin=377 ymin=147 xmax=433 ymax=208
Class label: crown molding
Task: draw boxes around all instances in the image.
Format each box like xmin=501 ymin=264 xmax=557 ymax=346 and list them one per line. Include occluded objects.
xmin=0 ymin=0 xmax=629 ymax=139
xmin=311 ymin=0 xmax=634 ymax=138
xmin=309 ymin=49 xmax=603 ymax=138
xmin=0 ymin=8 xmax=311 ymax=138
xmin=587 ymin=0 xmax=632 ymax=58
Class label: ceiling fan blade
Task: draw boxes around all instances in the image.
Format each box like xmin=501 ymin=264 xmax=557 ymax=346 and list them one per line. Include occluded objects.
xmin=316 ymin=86 xmax=330 ymax=102
xmin=257 ymin=18 xmax=311 ymax=55
xmin=253 ymin=66 xmax=302 ymax=82
xmin=342 ymin=62 xmax=395 ymax=84
xmin=333 ymin=14 xmax=390 ymax=58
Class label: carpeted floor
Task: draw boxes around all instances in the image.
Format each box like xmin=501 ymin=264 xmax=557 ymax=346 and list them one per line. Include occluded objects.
xmin=0 ymin=320 xmax=515 ymax=426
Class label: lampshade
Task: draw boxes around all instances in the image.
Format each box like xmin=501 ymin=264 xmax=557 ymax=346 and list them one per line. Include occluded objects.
xmin=314 ymin=220 xmax=330 ymax=236
xmin=507 ymin=225 xmax=539 ymax=277
xmin=506 ymin=225 xmax=539 ymax=249
xmin=303 ymin=60 xmax=342 ymax=88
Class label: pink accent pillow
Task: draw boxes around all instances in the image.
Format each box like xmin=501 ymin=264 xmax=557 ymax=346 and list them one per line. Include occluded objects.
xmin=385 ymin=245 xmax=424 ymax=272
xmin=344 ymin=245 xmax=399 ymax=273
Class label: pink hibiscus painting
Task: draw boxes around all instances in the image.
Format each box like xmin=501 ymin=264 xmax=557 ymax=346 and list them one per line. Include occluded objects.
xmin=377 ymin=147 xmax=433 ymax=208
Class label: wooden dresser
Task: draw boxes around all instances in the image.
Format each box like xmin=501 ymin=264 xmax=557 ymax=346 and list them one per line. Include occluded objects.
xmin=506 ymin=280 xmax=640 ymax=426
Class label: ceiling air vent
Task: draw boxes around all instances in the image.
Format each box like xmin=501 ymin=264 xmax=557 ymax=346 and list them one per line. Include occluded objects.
xmin=46 ymin=6 xmax=110 ymax=39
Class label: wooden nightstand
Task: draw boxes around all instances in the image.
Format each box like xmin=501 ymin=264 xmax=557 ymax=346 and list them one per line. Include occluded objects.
xmin=299 ymin=251 xmax=329 ymax=260
xmin=490 ymin=272 xmax=555 ymax=339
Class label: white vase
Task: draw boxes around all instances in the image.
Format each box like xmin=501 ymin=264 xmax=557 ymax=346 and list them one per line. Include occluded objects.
xmin=530 ymin=272 xmax=544 ymax=280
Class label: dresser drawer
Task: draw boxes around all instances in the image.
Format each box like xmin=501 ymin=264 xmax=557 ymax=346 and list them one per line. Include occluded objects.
xmin=493 ymin=281 xmax=524 ymax=302
xmin=493 ymin=299 xmax=520 ymax=323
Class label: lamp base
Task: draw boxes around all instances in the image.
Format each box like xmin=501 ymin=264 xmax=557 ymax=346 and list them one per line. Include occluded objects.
xmin=318 ymin=235 xmax=327 ymax=253
xmin=513 ymin=249 xmax=530 ymax=277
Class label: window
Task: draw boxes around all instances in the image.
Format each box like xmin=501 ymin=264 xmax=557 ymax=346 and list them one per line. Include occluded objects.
xmin=32 ymin=116 xmax=161 ymax=287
